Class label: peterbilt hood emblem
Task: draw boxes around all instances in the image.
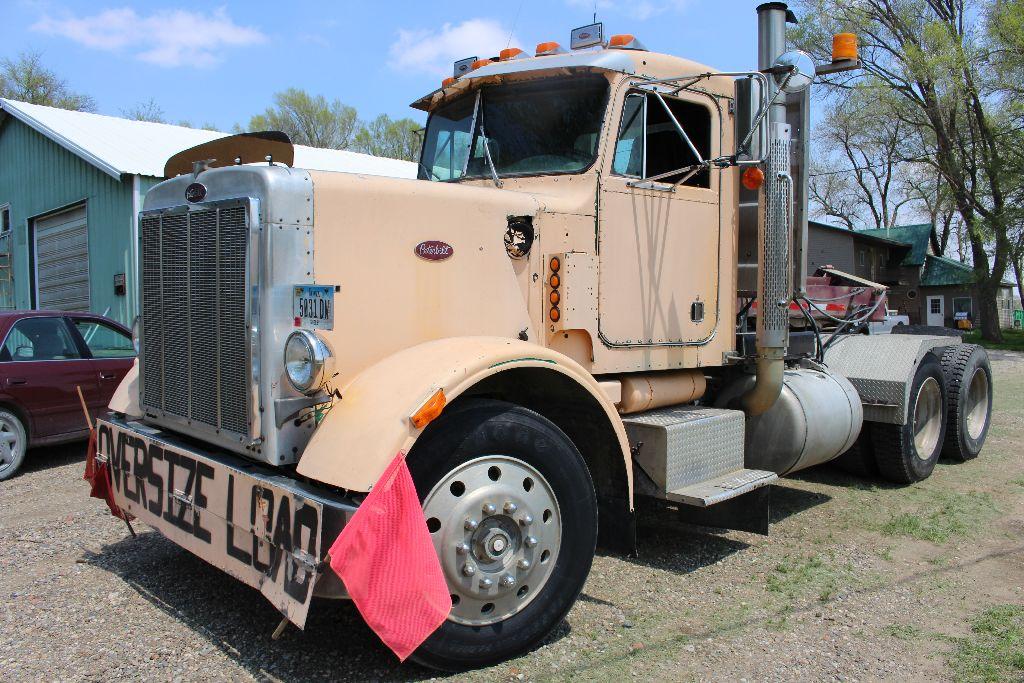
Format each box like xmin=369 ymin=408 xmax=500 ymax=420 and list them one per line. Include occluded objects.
xmin=415 ymin=240 xmax=454 ymax=261
xmin=185 ymin=182 xmax=207 ymax=203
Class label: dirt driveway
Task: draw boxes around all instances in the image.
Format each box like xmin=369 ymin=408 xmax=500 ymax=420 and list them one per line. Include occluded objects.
xmin=2 ymin=355 xmax=1022 ymax=682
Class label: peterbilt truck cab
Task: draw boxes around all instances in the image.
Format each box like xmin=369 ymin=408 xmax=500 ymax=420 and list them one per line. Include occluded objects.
xmin=96 ymin=3 xmax=994 ymax=670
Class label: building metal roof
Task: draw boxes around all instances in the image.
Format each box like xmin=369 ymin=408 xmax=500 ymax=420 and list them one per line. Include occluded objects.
xmin=859 ymin=224 xmax=934 ymax=266
xmin=809 ymin=220 xmax=909 ymax=248
xmin=0 ymin=98 xmax=416 ymax=180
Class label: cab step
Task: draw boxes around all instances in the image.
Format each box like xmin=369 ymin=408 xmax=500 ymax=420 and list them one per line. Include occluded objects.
xmin=623 ymin=406 xmax=777 ymax=507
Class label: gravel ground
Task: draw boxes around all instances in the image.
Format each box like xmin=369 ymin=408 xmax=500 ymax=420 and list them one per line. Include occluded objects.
xmin=2 ymin=353 xmax=1022 ymax=682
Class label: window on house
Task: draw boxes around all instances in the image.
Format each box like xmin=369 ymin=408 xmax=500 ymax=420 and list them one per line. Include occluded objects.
xmin=0 ymin=205 xmax=10 ymax=233
xmin=953 ymin=297 xmax=972 ymax=316
xmin=612 ymin=91 xmax=712 ymax=188
xmin=858 ymin=250 xmax=866 ymax=266
xmin=930 ymin=299 xmax=942 ymax=314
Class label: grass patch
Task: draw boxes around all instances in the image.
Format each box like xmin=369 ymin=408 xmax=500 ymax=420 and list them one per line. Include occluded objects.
xmin=765 ymin=553 xmax=850 ymax=603
xmin=963 ymin=328 xmax=1024 ymax=353
xmin=879 ymin=491 xmax=998 ymax=544
xmin=884 ymin=623 xmax=923 ymax=640
xmin=949 ymin=605 xmax=1024 ymax=682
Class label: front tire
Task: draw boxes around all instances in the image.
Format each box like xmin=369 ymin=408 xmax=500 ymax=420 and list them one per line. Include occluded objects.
xmin=939 ymin=344 xmax=992 ymax=461
xmin=0 ymin=409 xmax=27 ymax=481
xmin=872 ymin=356 xmax=948 ymax=484
xmin=406 ymin=399 xmax=597 ymax=671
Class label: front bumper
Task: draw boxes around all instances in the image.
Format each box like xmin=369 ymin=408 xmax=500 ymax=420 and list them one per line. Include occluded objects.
xmin=95 ymin=415 xmax=358 ymax=627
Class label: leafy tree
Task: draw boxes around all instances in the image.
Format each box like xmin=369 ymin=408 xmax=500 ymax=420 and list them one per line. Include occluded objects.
xmin=247 ymin=88 xmax=357 ymax=149
xmin=353 ymin=114 xmax=422 ymax=162
xmin=793 ymin=0 xmax=1024 ymax=341
xmin=0 ymin=51 xmax=95 ymax=111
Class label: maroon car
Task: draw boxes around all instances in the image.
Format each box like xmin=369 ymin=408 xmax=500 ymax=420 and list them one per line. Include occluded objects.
xmin=0 ymin=310 xmax=134 ymax=480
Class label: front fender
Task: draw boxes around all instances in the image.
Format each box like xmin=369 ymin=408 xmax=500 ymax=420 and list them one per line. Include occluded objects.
xmin=296 ymin=336 xmax=632 ymax=503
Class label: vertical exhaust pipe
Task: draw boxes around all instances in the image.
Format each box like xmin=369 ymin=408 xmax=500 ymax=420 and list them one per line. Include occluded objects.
xmin=742 ymin=2 xmax=794 ymax=415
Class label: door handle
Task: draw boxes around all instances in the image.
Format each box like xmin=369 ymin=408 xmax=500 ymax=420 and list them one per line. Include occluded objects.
xmin=6 ymin=377 xmax=26 ymax=386
xmin=100 ymin=372 xmax=118 ymax=380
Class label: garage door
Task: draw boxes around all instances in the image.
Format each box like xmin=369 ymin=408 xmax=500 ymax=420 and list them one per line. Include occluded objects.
xmin=33 ymin=205 xmax=90 ymax=311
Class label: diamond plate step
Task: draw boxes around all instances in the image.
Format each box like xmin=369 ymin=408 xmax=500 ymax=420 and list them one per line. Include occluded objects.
xmin=624 ymin=405 xmax=774 ymax=507
xmin=667 ymin=468 xmax=777 ymax=507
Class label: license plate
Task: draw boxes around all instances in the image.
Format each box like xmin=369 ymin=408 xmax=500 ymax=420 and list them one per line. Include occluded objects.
xmin=96 ymin=419 xmax=324 ymax=627
xmin=293 ymin=284 xmax=334 ymax=330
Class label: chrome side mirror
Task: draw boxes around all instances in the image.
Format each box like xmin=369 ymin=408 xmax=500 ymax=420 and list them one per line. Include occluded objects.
xmin=772 ymin=50 xmax=816 ymax=93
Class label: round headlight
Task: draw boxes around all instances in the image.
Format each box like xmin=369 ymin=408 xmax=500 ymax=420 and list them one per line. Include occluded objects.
xmin=284 ymin=330 xmax=332 ymax=394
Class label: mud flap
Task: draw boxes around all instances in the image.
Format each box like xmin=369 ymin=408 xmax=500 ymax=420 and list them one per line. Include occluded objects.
xmin=675 ymin=485 xmax=771 ymax=535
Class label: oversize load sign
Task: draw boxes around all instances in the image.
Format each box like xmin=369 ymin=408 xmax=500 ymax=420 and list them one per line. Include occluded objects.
xmin=96 ymin=420 xmax=324 ymax=627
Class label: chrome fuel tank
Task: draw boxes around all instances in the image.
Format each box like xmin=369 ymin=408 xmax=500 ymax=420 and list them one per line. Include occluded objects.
xmin=717 ymin=365 xmax=863 ymax=475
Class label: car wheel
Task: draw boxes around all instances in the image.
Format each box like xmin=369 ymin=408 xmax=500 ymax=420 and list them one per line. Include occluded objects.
xmin=872 ymin=356 xmax=947 ymax=484
xmin=939 ymin=344 xmax=992 ymax=461
xmin=407 ymin=399 xmax=597 ymax=671
xmin=0 ymin=409 xmax=28 ymax=481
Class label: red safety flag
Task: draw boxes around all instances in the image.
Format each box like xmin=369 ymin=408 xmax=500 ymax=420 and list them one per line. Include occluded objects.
xmin=329 ymin=452 xmax=451 ymax=661
xmin=83 ymin=428 xmax=131 ymax=521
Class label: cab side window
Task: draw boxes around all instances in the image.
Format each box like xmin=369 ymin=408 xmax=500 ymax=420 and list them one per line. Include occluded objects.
xmin=612 ymin=91 xmax=712 ymax=188
xmin=0 ymin=317 xmax=82 ymax=361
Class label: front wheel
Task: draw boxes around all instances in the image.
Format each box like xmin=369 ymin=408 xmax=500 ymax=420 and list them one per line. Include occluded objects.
xmin=407 ymin=399 xmax=597 ymax=671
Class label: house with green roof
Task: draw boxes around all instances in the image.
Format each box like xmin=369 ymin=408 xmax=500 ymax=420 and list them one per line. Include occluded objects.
xmin=808 ymin=221 xmax=1020 ymax=329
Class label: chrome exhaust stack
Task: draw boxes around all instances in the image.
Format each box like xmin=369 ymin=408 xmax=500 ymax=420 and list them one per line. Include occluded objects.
xmin=741 ymin=2 xmax=795 ymax=415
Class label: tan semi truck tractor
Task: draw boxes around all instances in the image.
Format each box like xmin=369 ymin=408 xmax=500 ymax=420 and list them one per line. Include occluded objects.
xmin=96 ymin=2 xmax=994 ymax=670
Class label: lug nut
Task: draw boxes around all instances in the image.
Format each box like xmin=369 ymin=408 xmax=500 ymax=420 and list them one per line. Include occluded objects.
xmin=524 ymin=535 xmax=538 ymax=548
xmin=503 ymin=502 xmax=518 ymax=514
xmin=461 ymin=564 xmax=476 ymax=577
xmin=464 ymin=518 xmax=479 ymax=531
xmin=500 ymin=574 xmax=516 ymax=588
xmin=455 ymin=542 xmax=470 ymax=555
xmin=517 ymin=558 xmax=531 ymax=570
xmin=482 ymin=503 xmax=497 ymax=516
xmin=519 ymin=514 xmax=533 ymax=526
xmin=479 ymin=577 xmax=494 ymax=589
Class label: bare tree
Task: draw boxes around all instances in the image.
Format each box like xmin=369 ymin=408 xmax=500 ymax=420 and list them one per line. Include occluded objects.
xmin=121 ymin=98 xmax=166 ymax=123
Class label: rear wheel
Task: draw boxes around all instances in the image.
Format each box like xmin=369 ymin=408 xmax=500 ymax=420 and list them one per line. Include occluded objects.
xmin=833 ymin=429 xmax=877 ymax=479
xmin=939 ymin=344 xmax=992 ymax=461
xmin=872 ymin=356 xmax=947 ymax=484
xmin=0 ymin=410 xmax=27 ymax=481
xmin=407 ymin=400 xmax=597 ymax=671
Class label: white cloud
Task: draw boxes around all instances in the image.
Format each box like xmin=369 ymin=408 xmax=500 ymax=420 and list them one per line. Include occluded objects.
xmin=565 ymin=0 xmax=691 ymax=21
xmin=389 ymin=18 xmax=517 ymax=78
xmin=32 ymin=7 xmax=266 ymax=68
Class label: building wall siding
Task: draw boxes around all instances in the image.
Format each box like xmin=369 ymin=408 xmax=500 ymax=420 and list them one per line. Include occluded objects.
xmin=0 ymin=117 xmax=159 ymax=326
xmin=808 ymin=226 xmax=854 ymax=275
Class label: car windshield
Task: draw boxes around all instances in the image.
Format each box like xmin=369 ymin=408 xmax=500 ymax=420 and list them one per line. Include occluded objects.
xmin=418 ymin=75 xmax=609 ymax=182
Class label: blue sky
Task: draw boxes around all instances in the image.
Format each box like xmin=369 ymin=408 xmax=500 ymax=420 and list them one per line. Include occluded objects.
xmin=1 ymin=0 xmax=769 ymax=130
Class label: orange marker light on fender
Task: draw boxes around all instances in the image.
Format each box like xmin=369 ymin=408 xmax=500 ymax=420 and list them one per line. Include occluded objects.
xmin=832 ymin=33 xmax=858 ymax=61
xmin=410 ymin=388 xmax=446 ymax=429
xmin=741 ymin=166 xmax=765 ymax=191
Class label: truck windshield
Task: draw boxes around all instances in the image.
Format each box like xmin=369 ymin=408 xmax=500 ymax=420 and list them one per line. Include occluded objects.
xmin=418 ymin=75 xmax=609 ymax=182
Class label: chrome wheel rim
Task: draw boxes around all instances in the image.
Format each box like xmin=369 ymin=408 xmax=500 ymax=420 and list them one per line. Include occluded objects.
xmin=0 ymin=415 xmax=22 ymax=474
xmin=423 ymin=455 xmax=562 ymax=626
xmin=965 ymin=368 xmax=990 ymax=441
xmin=913 ymin=377 xmax=943 ymax=459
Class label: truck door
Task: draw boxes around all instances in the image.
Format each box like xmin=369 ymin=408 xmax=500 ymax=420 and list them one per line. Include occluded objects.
xmin=597 ymin=88 xmax=722 ymax=347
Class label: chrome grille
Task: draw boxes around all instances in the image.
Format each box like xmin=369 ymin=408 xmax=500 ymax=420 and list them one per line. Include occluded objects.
xmin=140 ymin=203 xmax=251 ymax=438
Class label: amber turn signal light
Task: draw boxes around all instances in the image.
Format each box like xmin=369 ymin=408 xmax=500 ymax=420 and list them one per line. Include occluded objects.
xmin=549 ymin=307 xmax=561 ymax=323
xmin=832 ymin=33 xmax=858 ymax=61
xmin=410 ymin=388 xmax=446 ymax=429
xmin=741 ymin=166 xmax=765 ymax=191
